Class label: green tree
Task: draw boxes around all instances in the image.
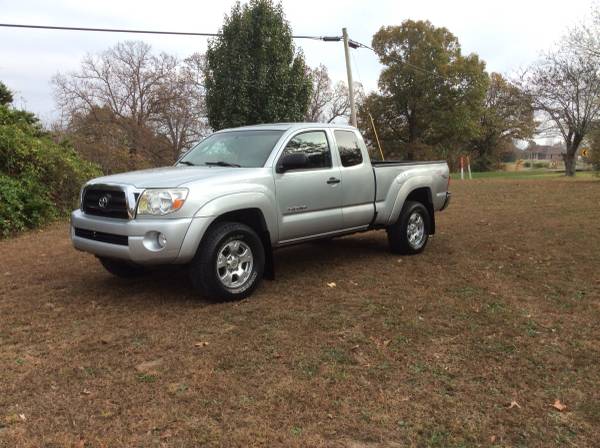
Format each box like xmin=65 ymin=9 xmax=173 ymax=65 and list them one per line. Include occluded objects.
xmin=470 ymin=73 xmax=535 ymax=170
xmin=0 ymin=87 xmax=100 ymax=237
xmin=0 ymin=82 xmax=13 ymax=106
xmin=205 ymin=0 xmax=312 ymax=130
xmin=587 ymin=125 xmax=600 ymax=171
xmin=358 ymin=20 xmax=488 ymax=162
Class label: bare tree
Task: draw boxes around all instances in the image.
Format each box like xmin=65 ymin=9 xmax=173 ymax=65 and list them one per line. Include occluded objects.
xmin=153 ymin=53 xmax=209 ymax=159
xmin=53 ymin=41 xmax=207 ymax=165
xmin=519 ymin=35 xmax=600 ymax=176
xmin=305 ymin=64 xmax=362 ymax=123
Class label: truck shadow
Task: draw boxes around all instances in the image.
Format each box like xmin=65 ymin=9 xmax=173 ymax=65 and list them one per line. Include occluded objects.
xmin=75 ymin=231 xmax=391 ymax=304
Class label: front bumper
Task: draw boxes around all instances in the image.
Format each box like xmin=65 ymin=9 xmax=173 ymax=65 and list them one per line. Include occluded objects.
xmin=70 ymin=210 xmax=212 ymax=265
xmin=440 ymin=192 xmax=451 ymax=211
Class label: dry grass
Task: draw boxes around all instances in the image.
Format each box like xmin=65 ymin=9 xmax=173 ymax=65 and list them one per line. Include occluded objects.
xmin=1 ymin=177 xmax=599 ymax=447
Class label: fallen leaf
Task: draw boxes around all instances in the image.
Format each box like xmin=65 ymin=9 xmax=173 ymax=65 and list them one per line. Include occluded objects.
xmin=508 ymin=400 xmax=521 ymax=409
xmin=327 ymin=282 xmax=336 ymax=288
xmin=135 ymin=359 xmax=163 ymax=373
xmin=194 ymin=341 xmax=209 ymax=348
xmin=552 ymin=399 xmax=567 ymax=411
xmin=490 ymin=435 xmax=496 ymax=443
xmin=383 ymin=339 xmax=391 ymax=347
xmin=351 ymin=345 xmax=360 ymax=351
xmin=19 ymin=414 xmax=26 ymax=421
xmin=82 ymin=389 xmax=91 ymax=395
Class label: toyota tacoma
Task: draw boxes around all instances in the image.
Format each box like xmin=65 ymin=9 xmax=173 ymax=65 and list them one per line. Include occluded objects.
xmin=71 ymin=123 xmax=451 ymax=300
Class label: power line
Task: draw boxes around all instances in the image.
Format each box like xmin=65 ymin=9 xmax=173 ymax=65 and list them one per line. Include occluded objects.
xmin=0 ymin=22 xmax=446 ymax=78
xmin=0 ymin=23 xmax=339 ymax=41
xmin=351 ymin=39 xmax=447 ymax=79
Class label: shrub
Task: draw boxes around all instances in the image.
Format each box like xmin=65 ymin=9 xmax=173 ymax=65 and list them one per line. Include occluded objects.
xmin=0 ymin=100 xmax=101 ymax=237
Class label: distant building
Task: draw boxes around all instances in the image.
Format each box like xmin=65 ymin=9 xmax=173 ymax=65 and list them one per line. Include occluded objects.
xmin=523 ymin=143 xmax=567 ymax=160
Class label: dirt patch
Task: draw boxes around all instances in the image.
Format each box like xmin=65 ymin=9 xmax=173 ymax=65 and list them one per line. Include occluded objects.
xmin=1 ymin=178 xmax=599 ymax=447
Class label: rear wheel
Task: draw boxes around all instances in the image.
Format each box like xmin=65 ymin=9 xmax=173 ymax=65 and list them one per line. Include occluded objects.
xmin=387 ymin=201 xmax=431 ymax=255
xmin=98 ymin=257 xmax=145 ymax=278
xmin=189 ymin=222 xmax=265 ymax=301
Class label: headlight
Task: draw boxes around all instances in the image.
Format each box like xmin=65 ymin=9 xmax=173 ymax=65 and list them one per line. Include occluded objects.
xmin=137 ymin=188 xmax=188 ymax=216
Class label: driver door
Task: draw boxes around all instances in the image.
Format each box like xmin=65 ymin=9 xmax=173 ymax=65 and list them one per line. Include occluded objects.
xmin=274 ymin=130 xmax=343 ymax=243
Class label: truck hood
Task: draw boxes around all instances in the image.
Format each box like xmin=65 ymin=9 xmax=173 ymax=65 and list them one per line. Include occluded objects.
xmin=87 ymin=166 xmax=259 ymax=189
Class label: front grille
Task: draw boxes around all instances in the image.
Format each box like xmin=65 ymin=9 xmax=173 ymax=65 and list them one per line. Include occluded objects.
xmin=74 ymin=228 xmax=128 ymax=246
xmin=83 ymin=188 xmax=129 ymax=219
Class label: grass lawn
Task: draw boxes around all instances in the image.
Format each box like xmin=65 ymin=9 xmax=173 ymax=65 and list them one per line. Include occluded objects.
xmin=1 ymin=177 xmax=599 ymax=447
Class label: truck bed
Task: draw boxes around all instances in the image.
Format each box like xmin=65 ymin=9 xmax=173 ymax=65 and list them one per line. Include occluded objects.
xmin=370 ymin=160 xmax=450 ymax=226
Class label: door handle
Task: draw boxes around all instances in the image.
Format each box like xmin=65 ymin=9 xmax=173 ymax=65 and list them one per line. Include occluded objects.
xmin=327 ymin=177 xmax=341 ymax=185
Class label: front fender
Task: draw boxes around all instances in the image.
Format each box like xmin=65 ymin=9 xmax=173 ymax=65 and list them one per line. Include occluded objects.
xmin=176 ymin=191 xmax=278 ymax=263
xmin=194 ymin=191 xmax=278 ymax=241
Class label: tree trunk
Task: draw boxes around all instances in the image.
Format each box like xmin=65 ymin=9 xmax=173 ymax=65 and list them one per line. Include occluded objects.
xmin=563 ymin=152 xmax=576 ymax=176
xmin=564 ymin=133 xmax=583 ymax=177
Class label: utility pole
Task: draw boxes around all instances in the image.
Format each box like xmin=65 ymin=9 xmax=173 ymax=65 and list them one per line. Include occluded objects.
xmin=342 ymin=27 xmax=357 ymax=127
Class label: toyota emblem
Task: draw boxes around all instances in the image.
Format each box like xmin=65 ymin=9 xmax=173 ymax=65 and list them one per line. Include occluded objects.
xmin=98 ymin=194 xmax=111 ymax=208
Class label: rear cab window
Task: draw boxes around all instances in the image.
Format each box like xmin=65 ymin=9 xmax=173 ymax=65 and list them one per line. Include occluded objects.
xmin=334 ymin=130 xmax=363 ymax=167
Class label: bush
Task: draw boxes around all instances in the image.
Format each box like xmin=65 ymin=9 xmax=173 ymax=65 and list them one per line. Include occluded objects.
xmin=0 ymin=101 xmax=101 ymax=237
xmin=0 ymin=175 xmax=54 ymax=236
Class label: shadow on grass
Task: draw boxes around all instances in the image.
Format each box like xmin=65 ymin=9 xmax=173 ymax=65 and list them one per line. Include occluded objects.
xmin=68 ymin=231 xmax=393 ymax=304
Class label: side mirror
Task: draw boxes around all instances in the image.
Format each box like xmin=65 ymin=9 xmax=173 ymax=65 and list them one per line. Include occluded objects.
xmin=276 ymin=153 xmax=309 ymax=173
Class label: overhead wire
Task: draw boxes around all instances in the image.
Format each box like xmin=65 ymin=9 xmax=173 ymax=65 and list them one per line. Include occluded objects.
xmin=0 ymin=23 xmax=339 ymax=41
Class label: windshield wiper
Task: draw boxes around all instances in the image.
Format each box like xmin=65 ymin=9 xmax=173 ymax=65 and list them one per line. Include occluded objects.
xmin=178 ymin=161 xmax=196 ymax=166
xmin=204 ymin=161 xmax=241 ymax=167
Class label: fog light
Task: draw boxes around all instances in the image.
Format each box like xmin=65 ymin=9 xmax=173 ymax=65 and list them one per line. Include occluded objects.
xmin=142 ymin=231 xmax=167 ymax=252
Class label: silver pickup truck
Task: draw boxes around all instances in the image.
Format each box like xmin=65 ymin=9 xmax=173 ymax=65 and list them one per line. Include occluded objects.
xmin=71 ymin=123 xmax=450 ymax=300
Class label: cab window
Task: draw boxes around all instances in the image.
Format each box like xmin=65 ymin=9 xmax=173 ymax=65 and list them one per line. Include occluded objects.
xmin=280 ymin=131 xmax=332 ymax=169
xmin=335 ymin=130 xmax=363 ymax=167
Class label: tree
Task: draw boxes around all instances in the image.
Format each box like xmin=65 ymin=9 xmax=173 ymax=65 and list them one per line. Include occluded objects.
xmin=359 ymin=21 xmax=488 ymax=161
xmin=0 ymin=82 xmax=13 ymax=106
xmin=519 ymin=36 xmax=600 ymax=176
xmin=470 ymin=73 xmax=535 ymax=170
xmin=1 ymin=93 xmax=100 ymax=236
xmin=204 ymin=0 xmax=312 ymax=130
xmin=53 ymin=41 xmax=206 ymax=168
xmin=305 ymin=64 xmax=358 ymax=123
xmin=153 ymin=53 xmax=209 ymax=159
xmin=587 ymin=125 xmax=600 ymax=171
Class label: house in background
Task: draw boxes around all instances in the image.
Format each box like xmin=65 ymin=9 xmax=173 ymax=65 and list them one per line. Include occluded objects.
xmin=524 ymin=142 xmax=567 ymax=160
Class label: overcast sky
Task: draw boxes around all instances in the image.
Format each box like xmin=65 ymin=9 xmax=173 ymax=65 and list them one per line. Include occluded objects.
xmin=0 ymin=0 xmax=594 ymax=125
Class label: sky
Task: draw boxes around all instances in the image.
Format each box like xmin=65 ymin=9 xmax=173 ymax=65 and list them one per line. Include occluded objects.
xmin=0 ymin=0 xmax=594 ymax=126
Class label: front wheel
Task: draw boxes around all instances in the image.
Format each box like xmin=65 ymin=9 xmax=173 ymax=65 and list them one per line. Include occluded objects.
xmin=387 ymin=201 xmax=431 ymax=255
xmin=189 ymin=222 xmax=265 ymax=301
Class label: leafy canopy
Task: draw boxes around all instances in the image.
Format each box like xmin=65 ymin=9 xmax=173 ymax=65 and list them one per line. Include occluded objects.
xmin=471 ymin=73 xmax=534 ymax=170
xmin=205 ymin=0 xmax=312 ymax=130
xmin=0 ymin=83 xmax=100 ymax=237
xmin=359 ymin=20 xmax=488 ymax=160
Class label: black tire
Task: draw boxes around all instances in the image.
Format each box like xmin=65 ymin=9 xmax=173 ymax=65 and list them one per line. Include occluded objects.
xmin=189 ymin=222 xmax=265 ymax=301
xmin=387 ymin=201 xmax=431 ymax=255
xmin=98 ymin=257 xmax=145 ymax=278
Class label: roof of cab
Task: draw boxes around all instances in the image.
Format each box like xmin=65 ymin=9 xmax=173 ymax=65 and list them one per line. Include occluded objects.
xmin=216 ymin=122 xmax=358 ymax=133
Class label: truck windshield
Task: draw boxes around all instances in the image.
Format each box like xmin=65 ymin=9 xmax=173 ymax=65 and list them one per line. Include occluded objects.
xmin=178 ymin=130 xmax=284 ymax=168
